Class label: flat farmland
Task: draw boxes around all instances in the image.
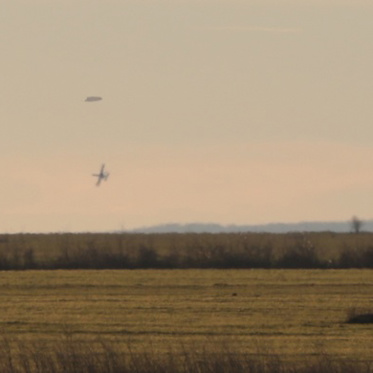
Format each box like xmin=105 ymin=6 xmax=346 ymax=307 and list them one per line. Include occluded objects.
xmin=0 ymin=269 xmax=372 ymax=362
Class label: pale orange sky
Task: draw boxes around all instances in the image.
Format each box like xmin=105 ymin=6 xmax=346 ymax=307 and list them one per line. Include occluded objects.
xmin=1 ymin=0 xmax=373 ymax=232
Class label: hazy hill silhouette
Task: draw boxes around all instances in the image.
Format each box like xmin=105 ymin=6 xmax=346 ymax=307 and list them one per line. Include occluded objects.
xmin=130 ymin=220 xmax=373 ymax=234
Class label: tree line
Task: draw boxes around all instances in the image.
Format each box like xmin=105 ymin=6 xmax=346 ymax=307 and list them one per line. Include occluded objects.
xmin=0 ymin=232 xmax=373 ymax=270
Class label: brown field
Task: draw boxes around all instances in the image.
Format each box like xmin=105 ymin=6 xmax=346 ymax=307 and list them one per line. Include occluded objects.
xmin=1 ymin=233 xmax=373 ymax=371
xmin=0 ymin=268 xmax=373 ymax=363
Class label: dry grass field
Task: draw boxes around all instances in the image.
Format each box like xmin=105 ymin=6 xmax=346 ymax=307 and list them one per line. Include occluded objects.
xmin=0 ymin=269 xmax=372 ymax=364
xmin=1 ymin=233 xmax=373 ymax=371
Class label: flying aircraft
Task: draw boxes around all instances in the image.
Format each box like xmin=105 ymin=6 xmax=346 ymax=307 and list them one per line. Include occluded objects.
xmin=85 ymin=96 xmax=102 ymax=102
xmin=92 ymin=164 xmax=109 ymax=186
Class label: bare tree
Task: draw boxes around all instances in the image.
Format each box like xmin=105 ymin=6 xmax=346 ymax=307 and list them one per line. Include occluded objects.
xmin=351 ymin=216 xmax=363 ymax=234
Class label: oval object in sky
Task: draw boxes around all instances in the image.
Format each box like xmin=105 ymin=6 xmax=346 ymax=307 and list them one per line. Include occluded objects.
xmin=85 ymin=96 xmax=102 ymax=102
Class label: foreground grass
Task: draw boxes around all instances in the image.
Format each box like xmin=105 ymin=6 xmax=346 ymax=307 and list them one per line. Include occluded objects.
xmin=0 ymin=335 xmax=372 ymax=373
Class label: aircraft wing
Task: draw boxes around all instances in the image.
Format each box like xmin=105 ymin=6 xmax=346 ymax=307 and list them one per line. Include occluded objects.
xmin=92 ymin=164 xmax=107 ymax=186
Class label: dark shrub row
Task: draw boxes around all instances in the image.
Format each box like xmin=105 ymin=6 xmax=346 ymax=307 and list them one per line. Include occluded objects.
xmin=1 ymin=232 xmax=373 ymax=270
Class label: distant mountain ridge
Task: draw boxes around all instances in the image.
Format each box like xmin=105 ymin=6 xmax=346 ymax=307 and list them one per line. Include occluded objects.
xmin=130 ymin=220 xmax=373 ymax=234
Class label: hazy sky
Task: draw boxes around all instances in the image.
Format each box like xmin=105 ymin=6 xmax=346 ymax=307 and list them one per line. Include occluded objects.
xmin=1 ymin=0 xmax=373 ymax=232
